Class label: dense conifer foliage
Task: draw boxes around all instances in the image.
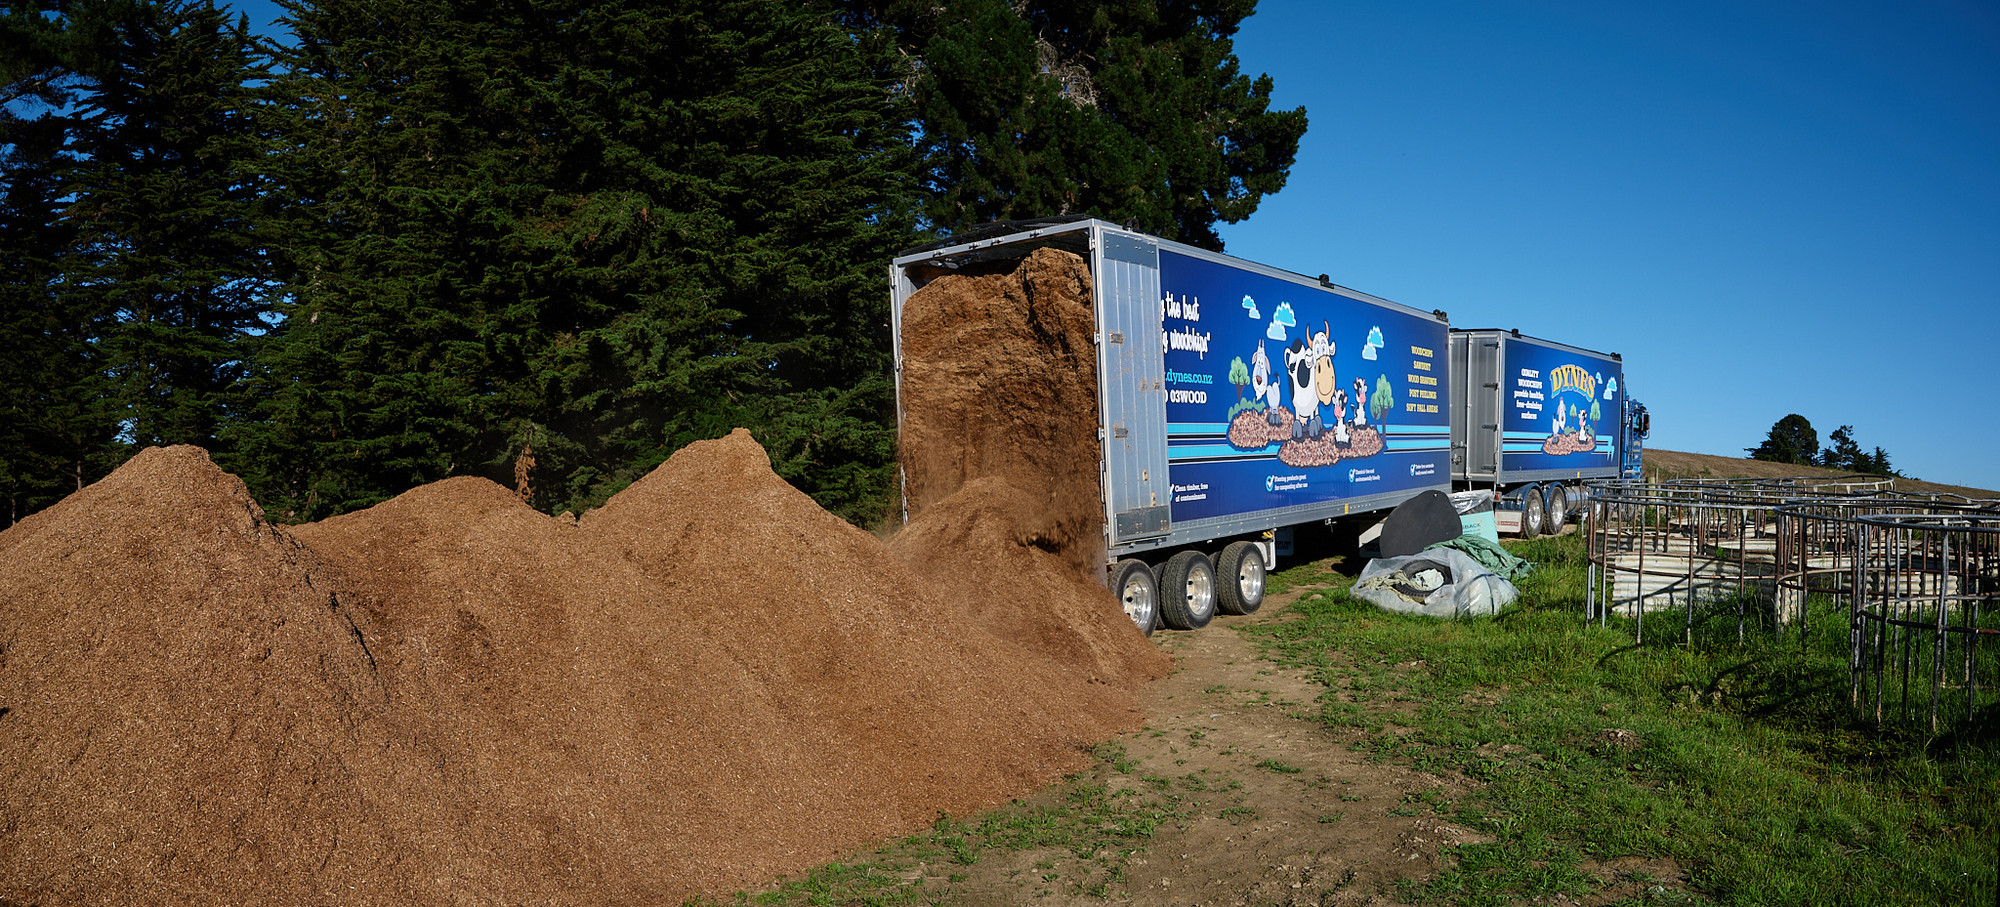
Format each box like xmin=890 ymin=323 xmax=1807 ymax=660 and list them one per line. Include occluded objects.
xmin=842 ymin=0 xmax=1308 ymax=249
xmin=226 ymin=0 xmax=922 ymax=521
xmin=0 ymin=111 xmax=108 ymax=522
xmin=1746 ymin=413 xmax=1819 ymax=466
xmin=3 ymin=0 xmax=269 ymax=520
xmin=0 ymin=0 xmax=1303 ymax=525
xmin=67 ymin=1 xmax=274 ymax=450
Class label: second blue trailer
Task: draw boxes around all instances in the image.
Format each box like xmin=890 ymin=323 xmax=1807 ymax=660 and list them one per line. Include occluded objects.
xmin=1448 ymin=328 xmax=1642 ymax=536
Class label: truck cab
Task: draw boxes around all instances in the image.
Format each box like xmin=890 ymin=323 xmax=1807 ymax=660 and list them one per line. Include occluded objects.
xmin=1621 ymin=398 xmax=1650 ymax=481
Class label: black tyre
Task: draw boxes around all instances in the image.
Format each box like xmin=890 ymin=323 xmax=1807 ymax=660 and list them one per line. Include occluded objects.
xmin=1544 ymin=484 xmax=1569 ymax=535
xmin=1111 ymin=559 xmax=1159 ymax=637
xmin=1520 ymin=485 xmax=1544 ymax=539
xmin=1156 ymin=550 xmax=1217 ymax=631
xmin=1215 ymin=541 xmax=1266 ymax=616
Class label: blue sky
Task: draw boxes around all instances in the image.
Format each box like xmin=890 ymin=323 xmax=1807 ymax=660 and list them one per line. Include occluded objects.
xmin=222 ymin=1 xmax=2000 ymax=488
xmin=1215 ymin=1 xmax=2000 ymax=489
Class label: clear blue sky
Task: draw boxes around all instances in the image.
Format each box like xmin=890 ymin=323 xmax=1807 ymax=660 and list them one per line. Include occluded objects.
xmin=224 ymin=1 xmax=2000 ymax=489
xmin=1216 ymin=1 xmax=2000 ymax=490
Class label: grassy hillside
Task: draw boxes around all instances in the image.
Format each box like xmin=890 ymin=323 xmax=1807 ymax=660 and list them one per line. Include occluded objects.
xmin=1249 ymin=535 xmax=2000 ymax=906
xmin=1644 ymin=448 xmax=1996 ymax=500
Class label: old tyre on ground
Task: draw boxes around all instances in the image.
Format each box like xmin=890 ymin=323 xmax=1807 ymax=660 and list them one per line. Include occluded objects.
xmin=1544 ymin=484 xmax=1569 ymax=536
xmin=1214 ymin=540 xmax=1266 ymax=616
xmin=1111 ymin=559 xmax=1159 ymax=637
xmin=1156 ymin=550 xmax=1217 ymax=631
xmin=1519 ymin=485 xmax=1544 ymax=539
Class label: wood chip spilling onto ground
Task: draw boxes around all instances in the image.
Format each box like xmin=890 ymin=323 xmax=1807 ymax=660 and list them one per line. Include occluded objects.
xmin=0 ymin=249 xmax=1167 ymax=904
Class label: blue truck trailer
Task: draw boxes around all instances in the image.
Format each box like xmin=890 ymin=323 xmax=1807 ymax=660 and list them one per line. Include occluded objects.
xmin=892 ymin=220 xmax=1652 ymax=633
xmin=892 ymin=218 xmax=1454 ymax=634
xmin=1448 ymin=329 xmax=1647 ymax=536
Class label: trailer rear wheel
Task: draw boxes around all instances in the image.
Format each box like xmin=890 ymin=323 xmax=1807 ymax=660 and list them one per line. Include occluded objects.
xmin=1520 ymin=486 xmax=1544 ymax=539
xmin=1544 ymin=485 xmax=1568 ymax=535
xmin=1156 ymin=551 xmax=1216 ymax=631
xmin=1215 ymin=541 xmax=1266 ymax=615
xmin=1111 ymin=559 xmax=1159 ymax=636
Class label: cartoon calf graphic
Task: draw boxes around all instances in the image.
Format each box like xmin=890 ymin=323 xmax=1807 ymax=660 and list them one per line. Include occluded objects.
xmin=1351 ymin=377 xmax=1369 ymax=429
xmin=1251 ymin=341 xmax=1283 ymax=424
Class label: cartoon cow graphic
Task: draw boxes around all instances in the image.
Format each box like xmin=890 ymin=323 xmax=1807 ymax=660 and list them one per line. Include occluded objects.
xmin=1351 ymin=377 xmax=1369 ymax=429
xmin=1312 ymin=321 xmax=1337 ymax=427
xmin=1284 ymin=337 xmax=1318 ymax=439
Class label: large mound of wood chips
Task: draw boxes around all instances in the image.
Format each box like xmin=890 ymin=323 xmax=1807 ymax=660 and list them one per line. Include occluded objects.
xmin=0 ymin=248 xmax=1166 ymax=905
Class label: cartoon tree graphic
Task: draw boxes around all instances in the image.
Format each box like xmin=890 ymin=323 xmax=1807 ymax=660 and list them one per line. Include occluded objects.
xmin=1228 ymin=357 xmax=1250 ymax=400
xmin=1371 ymin=375 xmax=1394 ymax=428
xmin=1589 ymin=398 xmax=1601 ymax=428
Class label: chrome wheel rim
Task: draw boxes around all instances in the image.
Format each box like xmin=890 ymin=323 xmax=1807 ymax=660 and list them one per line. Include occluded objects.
xmin=1187 ymin=566 xmax=1215 ymax=619
xmin=1121 ymin=576 xmax=1155 ymax=627
xmin=1238 ymin=558 xmax=1264 ymax=604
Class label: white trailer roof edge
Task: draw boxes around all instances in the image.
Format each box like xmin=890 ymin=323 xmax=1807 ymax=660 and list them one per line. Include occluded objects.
xmin=1449 ymin=327 xmax=1623 ymax=362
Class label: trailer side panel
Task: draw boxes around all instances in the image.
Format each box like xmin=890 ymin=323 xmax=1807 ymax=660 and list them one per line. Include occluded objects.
xmin=1150 ymin=246 xmax=1452 ymax=548
xmin=1452 ymin=329 xmax=1626 ymax=486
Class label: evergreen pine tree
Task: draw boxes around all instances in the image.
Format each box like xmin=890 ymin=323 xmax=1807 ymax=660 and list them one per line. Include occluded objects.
xmin=241 ymin=0 xmax=919 ymax=522
xmin=1862 ymin=446 xmax=1902 ymax=479
xmin=62 ymin=0 xmax=275 ymax=453
xmin=0 ymin=113 xmax=120 ymax=522
xmin=232 ymin=0 xmax=537 ymax=517
xmin=1747 ymin=414 xmax=1818 ymax=466
xmin=846 ymin=0 xmax=1307 ymax=249
xmin=2 ymin=1 xmax=135 ymax=133
xmin=1820 ymin=424 xmax=1864 ymax=471
xmin=1 ymin=0 xmax=150 ymax=522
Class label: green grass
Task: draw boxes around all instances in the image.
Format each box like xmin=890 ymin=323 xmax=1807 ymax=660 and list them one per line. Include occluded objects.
xmin=697 ymin=533 xmax=1996 ymax=906
xmin=1246 ymin=533 xmax=2000 ymax=906
xmin=1264 ymin=553 xmax=1346 ymax=597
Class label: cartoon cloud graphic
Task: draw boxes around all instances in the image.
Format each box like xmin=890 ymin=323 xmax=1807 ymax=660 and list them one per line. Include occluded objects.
xmin=1267 ymin=302 xmax=1296 ymax=341
xmin=1363 ymin=325 xmax=1385 ymax=360
xmin=1242 ymin=294 xmax=1260 ymax=319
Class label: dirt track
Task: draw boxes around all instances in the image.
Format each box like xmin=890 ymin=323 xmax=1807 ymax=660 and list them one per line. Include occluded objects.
xmin=941 ymin=578 xmax=1484 ymax=907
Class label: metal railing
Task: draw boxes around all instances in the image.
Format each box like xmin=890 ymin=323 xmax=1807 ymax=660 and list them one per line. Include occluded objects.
xmin=1850 ymin=512 xmax=2000 ymax=735
xmin=1583 ymin=478 xmax=2000 ymax=737
xmin=1585 ymin=477 xmax=1891 ymax=644
xmin=1579 ymin=478 xmax=1998 ymax=902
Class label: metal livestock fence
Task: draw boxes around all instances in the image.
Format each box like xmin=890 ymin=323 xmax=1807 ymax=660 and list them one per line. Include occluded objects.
xmin=1583 ymin=478 xmax=2000 ymax=736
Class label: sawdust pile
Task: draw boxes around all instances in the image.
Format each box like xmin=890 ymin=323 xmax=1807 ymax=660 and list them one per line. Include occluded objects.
xmin=0 ymin=251 xmax=1165 ymax=904
xmin=896 ymin=248 xmax=1105 ymax=570
xmin=892 ymin=247 xmax=1168 ymax=685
